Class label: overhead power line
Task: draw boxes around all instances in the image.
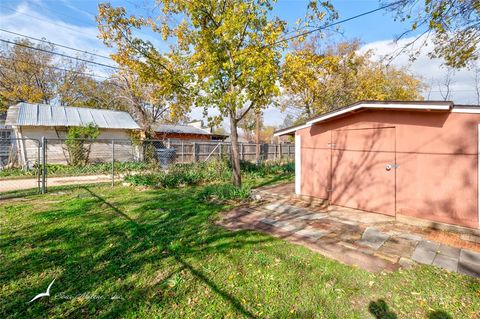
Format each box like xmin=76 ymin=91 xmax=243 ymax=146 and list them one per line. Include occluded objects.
xmin=0 ymin=28 xmax=113 ymax=60
xmin=0 ymin=1 xmax=401 ymax=77
xmin=268 ymin=1 xmax=402 ymax=48
xmin=0 ymin=38 xmax=119 ymax=70
xmin=0 ymin=55 xmax=110 ymax=79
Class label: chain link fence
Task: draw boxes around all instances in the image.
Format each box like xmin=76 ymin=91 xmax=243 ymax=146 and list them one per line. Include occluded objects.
xmin=0 ymin=137 xmax=294 ymax=198
xmin=0 ymin=137 xmax=41 ymax=198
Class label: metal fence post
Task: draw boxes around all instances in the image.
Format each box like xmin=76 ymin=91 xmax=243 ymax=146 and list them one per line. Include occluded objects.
xmin=219 ymin=143 xmax=222 ymax=158
xmin=193 ymin=142 xmax=197 ymax=163
xmin=41 ymin=136 xmax=46 ymax=194
xmin=181 ymin=141 xmax=185 ymax=163
xmin=111 ymin=139 xmax=115 ymax=187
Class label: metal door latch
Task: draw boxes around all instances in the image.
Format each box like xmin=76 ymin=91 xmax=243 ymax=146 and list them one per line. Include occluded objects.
xmin=385 ymin=164 xmax=399 ymax=171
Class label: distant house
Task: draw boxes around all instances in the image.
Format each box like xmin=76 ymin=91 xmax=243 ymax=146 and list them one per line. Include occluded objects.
xmin=0 ymin=112 xmax=12 ymax=166
xmin=154 ymin=121 xmax=227 ymax=141
xmin=4 ymin=103 xmax=140 ymax=166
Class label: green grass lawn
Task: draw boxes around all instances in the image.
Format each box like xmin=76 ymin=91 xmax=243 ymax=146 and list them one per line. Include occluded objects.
xmin=1 ymin=178 xmax=479 ymax=318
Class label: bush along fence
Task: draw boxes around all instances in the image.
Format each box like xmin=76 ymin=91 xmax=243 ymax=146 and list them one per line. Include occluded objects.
xmin=0 ymin=137 xmax=294 ymax=197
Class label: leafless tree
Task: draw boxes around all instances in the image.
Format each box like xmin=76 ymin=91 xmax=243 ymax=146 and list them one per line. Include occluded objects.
xmin=438 ymin=67 xmax=455 ymax=101
xmin=474 ymin=66 xmax=480 ymax=105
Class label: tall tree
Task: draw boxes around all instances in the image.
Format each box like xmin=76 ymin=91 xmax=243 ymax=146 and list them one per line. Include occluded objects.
xmin=280 ymin=40 xmax=424 ymax=118
xmin=0 ymin=39 xmax=103 ymax=112
xmin=98 ymin=0 xmax=324 ymax=186
xmin=0 ymin=39 xmax=59 ymax=111
xmin=388 ymin=0 xmax=480 ymax=68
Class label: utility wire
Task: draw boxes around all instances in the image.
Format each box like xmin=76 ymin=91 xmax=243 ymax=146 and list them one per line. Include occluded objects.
xmin=0 ymin=28 xmax=113 ymax=60
xmin=0 ymin=55 xmax=110 ymax=79
xmin=0 ymin=38 xmax=119 ymax=70
xmin=267 ymin=1 xmax=402 ymax=48
xmin=0 ymin=2 xmax=402 ymax=76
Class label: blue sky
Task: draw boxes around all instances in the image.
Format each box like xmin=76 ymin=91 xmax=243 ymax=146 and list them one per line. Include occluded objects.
xmin=0 ymin=0 xmax=478 ymax=128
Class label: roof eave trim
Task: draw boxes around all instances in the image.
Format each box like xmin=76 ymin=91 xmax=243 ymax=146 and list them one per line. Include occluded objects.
xmin=451 ymin=107 xmax=480 ymax=114
xmin=306 ymin=102 xmax=451 ymax=125
xmin=273 ymin=123 xmax=311 ymax=136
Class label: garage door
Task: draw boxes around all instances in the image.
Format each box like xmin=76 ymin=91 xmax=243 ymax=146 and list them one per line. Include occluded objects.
xmin=330 ymin=127 xmax=396 ymax=216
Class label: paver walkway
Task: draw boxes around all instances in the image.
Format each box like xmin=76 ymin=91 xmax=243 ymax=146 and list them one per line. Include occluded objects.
xmin=218 ymin=184 xmax=480 ymax=277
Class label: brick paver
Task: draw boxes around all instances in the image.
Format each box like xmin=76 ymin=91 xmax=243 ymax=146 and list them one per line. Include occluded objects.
xmin=357 ymin=227 xmax=390 ymax=250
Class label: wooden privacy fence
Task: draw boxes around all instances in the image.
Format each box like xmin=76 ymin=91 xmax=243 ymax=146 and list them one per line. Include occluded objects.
xmin=167 ymin=140 xmax=295 ymax=163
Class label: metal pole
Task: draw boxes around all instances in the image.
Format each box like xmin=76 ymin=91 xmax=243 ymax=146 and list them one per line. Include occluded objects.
xmin=111 ymin=140 xmax=115 ymax=187
xmin=41 ymin=136 xmax=46 ymax=194
xmin=37 ymin=139 xmax=41 ymax=194
xmin=181 ymin=141 xmax=185 ymax=163
xmin=219 ymin=143 xmax=222 ymax=158
xmin=193 ymin=142 xmax=197 ymax=163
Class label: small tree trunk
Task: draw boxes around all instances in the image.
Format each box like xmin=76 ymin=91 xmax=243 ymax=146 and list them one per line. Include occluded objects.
xmin=255 ymin=111 xmax=260 ymax=163
xmin=229 ymin=113 xmax=242 ymax=187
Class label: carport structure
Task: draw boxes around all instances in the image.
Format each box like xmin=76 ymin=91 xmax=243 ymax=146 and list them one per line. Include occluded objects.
xmin=275 ymin=101 xmax=480 ymax=229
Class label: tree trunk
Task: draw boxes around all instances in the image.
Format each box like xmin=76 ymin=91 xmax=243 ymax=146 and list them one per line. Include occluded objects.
xmin=255 ymin=111 xmax=260 ymax=164
xmin=229 ymin=113 xmax=242 ymax=187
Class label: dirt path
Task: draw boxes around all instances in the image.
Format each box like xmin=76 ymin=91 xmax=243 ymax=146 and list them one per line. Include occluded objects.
xmin=0 ymin=174 xmax=112 ymax=193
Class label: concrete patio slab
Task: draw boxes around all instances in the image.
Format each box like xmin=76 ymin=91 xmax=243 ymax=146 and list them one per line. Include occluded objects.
xmin=432 ymin=254 xmax=458 ymax=272
xmin=328 ymin=207 xmax=395 ymax=224
xmin=459 ymin=249 xmax=480 ymax=265
xmin=397 ymin=233 xmax=423 ymax=242
xmin=264 ymin=202 xmax=301 ymax=214
xmin=438 ymin=245 xmax=461 ymax=258
xmin=297 ymin=213 xmax=328 ymax=220
xmin=378 ymin=237 xmax=417 ymax=258
xmin=259 ymin=218 xmax=279 ymax=226
xmin=458 ymin=261 xmax=480 ymax=278
xmin=416 ymin=240 xmax=440 ymax=252
xmin=357 ymin=227 xmax=390 ymax=250
xmin=295 ymin=228 xmax=331 ymax=240
xmin=411 ymin=247 xmax=437 ymax=265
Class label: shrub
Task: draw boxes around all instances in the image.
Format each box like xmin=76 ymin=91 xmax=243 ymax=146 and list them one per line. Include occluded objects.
xmin=65 ymin=123 xmax=100 ymax=166
xmin=198 ymin=183 xmax=251 ymax=201
xmin=123 ymin=159 xmax=294 ymax=188
xmin=123 ymin=174 xmax=159 ymax=187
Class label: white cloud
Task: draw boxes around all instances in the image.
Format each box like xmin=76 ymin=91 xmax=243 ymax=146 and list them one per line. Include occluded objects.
xmin=0 ymin=1 xmax=170 ymax=76
xmin=361 ymin=35 xmax=480 ymax=104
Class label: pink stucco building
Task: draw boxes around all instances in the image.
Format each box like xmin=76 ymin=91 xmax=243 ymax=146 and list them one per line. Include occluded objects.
xmin=274 ymin=101 xmax=480 ymax=229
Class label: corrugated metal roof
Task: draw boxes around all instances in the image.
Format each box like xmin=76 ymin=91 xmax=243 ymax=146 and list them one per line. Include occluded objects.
xmin=5 ymin=103 xmax=140 ymax=129
xmin=154 ymin=123 xmax=212 ymax=135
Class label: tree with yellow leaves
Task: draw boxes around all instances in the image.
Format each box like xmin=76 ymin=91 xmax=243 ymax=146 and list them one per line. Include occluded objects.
xmin=97 ymin=0 xmax=337 ymax=186
xmin=0 ymin=39 xmax=60 ymax=111
xmin=280 ymin=39 xmax=425 ymax=119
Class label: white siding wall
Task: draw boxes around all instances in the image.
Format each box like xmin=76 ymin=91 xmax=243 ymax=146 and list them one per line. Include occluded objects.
xmin=16 ymin=126 xmax=136 ymax=165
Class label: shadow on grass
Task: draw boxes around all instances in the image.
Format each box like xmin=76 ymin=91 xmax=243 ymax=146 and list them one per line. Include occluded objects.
xmin=368 ymin=299 xmax=397 ymax=319
xmin=1 ymin=182 xmax=276 ymax=318
xmin=251 ymin=173 xmax=293 ymax=189
xmin=428 ymin=310 xmax=452 ymax=319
